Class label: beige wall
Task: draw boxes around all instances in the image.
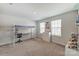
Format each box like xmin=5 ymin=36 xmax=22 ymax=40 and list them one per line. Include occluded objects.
xmin=0 ymin=14 xmax=36 ymax=46
xmin=36 ymin=10 xmax=78 ymax=46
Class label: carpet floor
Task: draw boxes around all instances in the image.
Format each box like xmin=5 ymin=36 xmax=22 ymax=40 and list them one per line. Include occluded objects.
xmin=0 ymin=39 xmax=65 ymax=56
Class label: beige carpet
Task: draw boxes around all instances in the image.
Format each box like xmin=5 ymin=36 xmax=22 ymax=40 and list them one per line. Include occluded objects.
xmin=0 ymin=39 xmax=65 ymax=56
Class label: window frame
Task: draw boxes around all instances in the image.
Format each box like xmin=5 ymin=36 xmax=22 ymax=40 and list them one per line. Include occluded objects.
xmin=40 ymin=22 xmax=46 ymax=33
xmin=51 ymin=19 xmax=61 ymax=36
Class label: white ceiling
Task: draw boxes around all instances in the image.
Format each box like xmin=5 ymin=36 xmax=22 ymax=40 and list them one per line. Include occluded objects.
xmin=0 ymin=3 xmax=77 ymax=21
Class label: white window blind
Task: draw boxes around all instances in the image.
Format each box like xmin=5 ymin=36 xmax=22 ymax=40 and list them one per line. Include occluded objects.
xmin=40 ymin=22 xmax=45 ymax=33
xmin=51 ymin=19 xmax=61 ymax=36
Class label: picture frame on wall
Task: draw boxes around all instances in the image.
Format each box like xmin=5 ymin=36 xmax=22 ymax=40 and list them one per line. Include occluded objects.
xmin=45 ymin=22 xmax=51 ymax=32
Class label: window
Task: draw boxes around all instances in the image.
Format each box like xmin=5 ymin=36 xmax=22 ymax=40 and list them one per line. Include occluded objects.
xmin=51 ymin=19 xmax=61 ymax=36
xmin=40 ymin=22 xmax=45 ymax=33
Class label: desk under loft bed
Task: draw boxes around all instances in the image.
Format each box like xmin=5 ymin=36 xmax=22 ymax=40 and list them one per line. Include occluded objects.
xmin=13 ymin=25 xmax=36 ymax=43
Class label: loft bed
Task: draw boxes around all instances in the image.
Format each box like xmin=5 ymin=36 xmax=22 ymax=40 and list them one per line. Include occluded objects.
xmin=0 ymin=25 xmax=36 ymax=46
xmin=14 ymin=25 xmax=36 ymax=43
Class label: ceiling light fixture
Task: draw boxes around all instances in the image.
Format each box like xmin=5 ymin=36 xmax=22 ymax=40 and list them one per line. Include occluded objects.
xmin=9 ymin=3 xmax=13 ymax=5
xmin=33 ymin=12 xmax=37 ymax=15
